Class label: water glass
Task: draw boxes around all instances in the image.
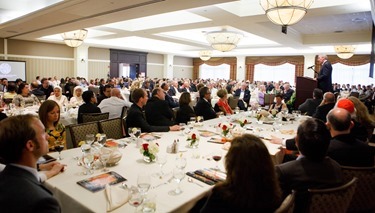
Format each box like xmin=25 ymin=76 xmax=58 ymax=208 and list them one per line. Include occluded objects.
xmin=85 ymin=134 xmax=95 ymax=146
xmin=129 ymin=188 xmax=143 ymax=213
xmin=156 ymin=155 xmax=167 ymax=178
xmin=82 ymin=151 xmax=94 ymax=175
xmin=168 ymin=168 xmax=185 ymax=196
xmin=137 ymin=173 xmax=151 ymax=195
xmin=142 ymin=194 xmax=157 ymax=213
xmin=99 ymin=147 xmax=112 ymax=172
xmin=175 ymin=157 xmax=187 ymax=169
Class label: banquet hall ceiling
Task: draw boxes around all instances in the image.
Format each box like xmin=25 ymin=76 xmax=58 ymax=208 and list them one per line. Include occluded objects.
xmin=0 ymin=0 xmax=373 ymax=58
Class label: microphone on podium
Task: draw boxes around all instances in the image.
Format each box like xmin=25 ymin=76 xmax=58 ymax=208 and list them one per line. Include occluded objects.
xmin=307 ymin=65 xmax=315 ymax=69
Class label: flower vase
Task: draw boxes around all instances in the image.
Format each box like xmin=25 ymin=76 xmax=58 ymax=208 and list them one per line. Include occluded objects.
xmin=187 ymin=139 xmax=199 ymax=149
xmin=143 ymin=155 xmax=156 ymax=163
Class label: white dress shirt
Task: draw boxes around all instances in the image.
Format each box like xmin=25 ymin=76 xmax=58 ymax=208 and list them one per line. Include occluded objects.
xmin=98 ymin=96 xmax=132 ymax=119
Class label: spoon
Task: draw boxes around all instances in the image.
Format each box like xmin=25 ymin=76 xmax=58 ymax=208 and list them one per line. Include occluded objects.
xmin=188 ymin=177 xmax=204 ymax=187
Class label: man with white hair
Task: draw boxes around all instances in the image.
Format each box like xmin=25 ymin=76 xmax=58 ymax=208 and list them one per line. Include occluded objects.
xmin=234 ymin=82 xmax=250 ymax=111
xmin=316 ymin=54 xmax=333 ymax=93
xmin=98 ymin=88 xmax=131 ymax=119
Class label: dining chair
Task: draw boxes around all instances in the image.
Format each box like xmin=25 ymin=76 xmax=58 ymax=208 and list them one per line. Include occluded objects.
xmin=81 ymin=112 xmax=109 ymax=123
xmin=228 ymin=96 xmax=239 ymax=109
xmin=341 ymin=166 xmax=375 ymax=213
xmin=306 ymin=177 xmax=358 ymax=213
xmin=98 ymin=118 xmax=124 ymax=139
xmin=69 ymin=121 xmax=100 ymax=148
xmin=120 ymin=106 xmax=128 ymax=120
xmin=274 ymin=191 xmax=295 ymax=213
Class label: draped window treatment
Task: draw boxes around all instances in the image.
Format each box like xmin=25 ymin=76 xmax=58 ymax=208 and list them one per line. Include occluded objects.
xmin=193 ymin=57 xmax=237 ymax=80
xmin=245 ymin=56 xmax=304 ymax=83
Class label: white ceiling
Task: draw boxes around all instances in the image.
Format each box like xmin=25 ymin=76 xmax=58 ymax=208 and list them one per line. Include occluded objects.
xmin=0 ymin=0 xmax=373 ymax=58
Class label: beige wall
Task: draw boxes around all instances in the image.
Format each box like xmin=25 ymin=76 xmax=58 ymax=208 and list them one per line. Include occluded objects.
xmin=174 ymin=56 xmax=192 ymax=66
xmin=148 ymin=53 xmax=164 ymax=64
xmin=88 ymin=61 xmax=109 ymax=80
xmin=88 ymin=47 xmax=109 ymax=60
xmin=147 ymin=64 xmax=164 ymax=78
xmin=8 ymin=39 xmax=73 ymax=58
xmin=0 ymin=38 xmax=4 ymax=54
xmin=173 ymin=56 xmax=193 ymax=79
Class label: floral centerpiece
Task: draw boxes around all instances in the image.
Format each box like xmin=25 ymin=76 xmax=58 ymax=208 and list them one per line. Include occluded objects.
xmin=218 ymin=122 xmax=233 ymax=137
xmin=186 ymin=132 xmax=200 ymax=148
xmin=140 ymin=141 xmax=159 ymax=162
xmin=238 ymin=117 xmax=248 ymax=127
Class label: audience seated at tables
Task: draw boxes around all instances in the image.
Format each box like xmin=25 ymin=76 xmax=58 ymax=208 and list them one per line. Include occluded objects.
xmin=312 ymin=92 xmax=336 ymax=122
xmin=214 ymin=89 xmax=233 ymax=115
xmin=69 ymin=86 xmax=84 ymax=106
xmin=30 ymin=81 xmax=45 ymax=97
xmin=326 ymin=108 xmax=375 ymax=167
xmin=145 ymin=88 xmax=175 ymax=126
xmin=276 ymin=118 xmax=343 ymax=212
xmin=77 ymin=90 xmax=101 ymax=124
xmin=195 ymin=87 xmax=217 ymax=121
xmin=0 ymin=114 xmax=61 ymax=212
xmin=97 ymin=84 xmax=111 ymax=105
xmin=168 ymin=80 xmax=180 ymax=97
xmin=126 ymin=88 xmax=180 ymax=133
xmin=0 ymin=78 xmax=8 ymax=92
xmin=298 ymin=88 xmax=323 ymax=116
xmin=161 ymin=83 xmax=179 ymax=108
xmin=12 ymin=83 xmax=40 ymax=107
xmin=234 ymin=82 xmax=250 ymax=111
xmin=98 ymin=88 xmax=131 ymax=119
xmin=3 ymin=82 xmax=17 ymax=99
xmin=39 ymin=100 xmax=66 ymax=151
xmin=47 ymin=86 xmax=69 ymax=109
xmin=268 ymin=93 xmax=287 ymax=113
xmin=200 ymin=134 xmax=281 ymax=212
xmin=282 ymin=83 xmax=294 ymax=103
xmin=175 ymin=92 xmax=195 ymax=124
xmin=39 ymin=77 xmax=54 ymax=99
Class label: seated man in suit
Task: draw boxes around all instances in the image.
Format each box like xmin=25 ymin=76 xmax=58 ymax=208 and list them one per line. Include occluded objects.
xmin=161 ymin=82 xmax=179 ymax=109
xmin=298 ymin=88 xmax=323 ymax=116
xmin=276 ymin=118 xmax=343 ymax=212
xmin=145 ymin=88 xmax=175 ymax=126
xmin=0 ymin=114 xmax=61 ymax=212
xmin=234 ymin=82 xmax=250 ymax=111
xmin=195 ymin=87 xmax=217 ymax=121
xmin=312 ymin=92 xmax=335 ymax=122
xmin=126 ymin=88 xmax=180 ymax=133
xmin=78 ymin=90 xmax=101 ymax=123
xmin=326 ymin=108 xmax=375 ymax=167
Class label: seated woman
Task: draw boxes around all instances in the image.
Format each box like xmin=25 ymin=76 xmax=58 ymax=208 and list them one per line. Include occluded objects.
xmin=12 ymin=83 xmax=39 ymax=107
xmin=48 ymin=86 xmax=69 ymax=109
xmin=201 ymin=134 xmax=281 ymax=212
xmin=3 ymin=83 xmax=17 ymax=100
xmin=347 ymin=96 xmax=375 ymax=141
xmin=78 ymin=90 xmax=101 ymax=124
xmin=214 ymin=89 xmax=233 ymax=115
xmin=269 ymin=93 xmax=287 ymax=113
xmin=69 ymin=86 xmax=84 ymax=106
xmin=39 ymin=100 xmax=66 ymax=151
xmin=175 ymin=92 xmax=195 ymax=124
xmin=258 ymin=85 xmax=266 ymax=106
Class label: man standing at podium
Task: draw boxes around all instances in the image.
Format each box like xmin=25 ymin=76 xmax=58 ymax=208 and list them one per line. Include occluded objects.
xmin=316 ymin=54 xmax=333 ymax=93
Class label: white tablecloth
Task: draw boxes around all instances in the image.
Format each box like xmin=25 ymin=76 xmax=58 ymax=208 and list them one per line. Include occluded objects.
xmin=44 ymin=113 xmax=300 ymax=213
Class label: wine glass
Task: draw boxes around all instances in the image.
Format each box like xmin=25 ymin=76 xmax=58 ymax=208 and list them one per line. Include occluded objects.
xmin=85 ymin=134 xmax=95 ymax=146
xmin=168 ymin=168 xmax=185 ymax=196
xmin=137 ymin=173 xmax=151 ymax=195
xmin=212 ymin=150 xmax=222 ymax=171
xmin=82 ymin=151 xmax=94 ymax=175
xmin=54 ymin=140 xmax=64 ymax=160
xmin=99 ymin=134 xmax=107 ymax=147
xmin=128 ymin=127 xmax=141 ymax=143
xmin=179 ymin=123 xmax=186 ymax=136
xmin=156 ymin=155 xmax=167 ymax=178
xmin=99 ymin=147 xmax=112 ymax=172
xmin=129 ymin=188 xmax=143 ymax=213
xmin=175 ymin=157 xmax=187 ymax=169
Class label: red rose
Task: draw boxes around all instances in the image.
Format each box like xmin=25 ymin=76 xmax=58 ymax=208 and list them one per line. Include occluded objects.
xmin=244 ymin=120 xmax=247 ymax=124
xmin=192 ymin=134 xmax=196 ymax=140
xmin=222 ymin=125 xmax=227 ymax=131
xmin=142 ymin=143 xmax=149 ymax=150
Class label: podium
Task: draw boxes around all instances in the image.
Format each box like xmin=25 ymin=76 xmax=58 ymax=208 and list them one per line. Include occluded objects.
xmin=295 ymin=77 xmax=317 ymax=108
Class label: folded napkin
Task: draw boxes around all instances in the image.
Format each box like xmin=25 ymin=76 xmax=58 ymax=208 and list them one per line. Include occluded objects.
xmin=105 ymin=184 xmax=130 ymax=212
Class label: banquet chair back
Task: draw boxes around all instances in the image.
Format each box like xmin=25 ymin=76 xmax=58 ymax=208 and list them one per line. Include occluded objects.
xmin=306 ymin=177 xmax=357 ymax=213
xmin=69 ymin=121 xmax=100 ymax=148
xmin=120 ymin=106 xmax=128 ymax=120
xmin=82 ymin=112 xmax=109 ymax=123
xmin=228 ymin=96 xmax=239 ymax=109
xmin=98 ymin=118 xmax=124 ymax=139
xmin=274 ymin=191 xmax=295 ymax=213
xmin=341 ymin=166 xmax=375 ymax=212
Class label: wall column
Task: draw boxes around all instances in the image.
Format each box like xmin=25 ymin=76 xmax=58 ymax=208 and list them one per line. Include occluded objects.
xmin=163 ymin=54 xmax=174 ymax=79
xmin=74 ymin=44 xmax=89 ymax=79
xmin=4 ymin=39 xmax=7 ymax=60
xmin=304 ymin=54 xmax=316 ymax=78
xmin=236 ymin=56 xmax=246 ymax=81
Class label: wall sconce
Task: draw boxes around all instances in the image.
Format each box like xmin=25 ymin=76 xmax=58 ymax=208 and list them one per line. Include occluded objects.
xmin=81 ymin=58 xmax=85 ymax=63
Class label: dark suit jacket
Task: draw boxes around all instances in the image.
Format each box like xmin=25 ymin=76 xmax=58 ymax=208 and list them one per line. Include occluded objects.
xmin=175 ymin=104 xmax=195 ymax=124
xmin=283 ymin=89 xmax=294 ymax=103
xmin=126 ymin=104 xmax=169 ymax=133
xmin=234 ymin=89 xmax=250 ymax=110
xmin=327 ymin=134 xmax=375 ymax=167
xmin=145 ymin=97 xmax=174 ymax=126
xmin=77 ymin=103 xmax=101 ymax=123
xmin=317 ymin=61 xmax=333 ymax=93
xmin=298 ymin=98 xmax=322 ymax=116
xmin=96 ymin=94 xmax=109 ymax=106
xmin=179 ymin=87 xmax=191 ymax=93
xmin=195 ymin=98 xmax=217 ymax=121
xmin=276 ymin=157 xmax=343 ymax=212
xmin=164 ymin=92 xmax=179 ymax=108
xmin=168 ymin=86 xmax=177 ymax=97
xmin=0 ymin=165 xmax=60 ymax=213
xmin=312 ymin=102 xmax=335 ymax=122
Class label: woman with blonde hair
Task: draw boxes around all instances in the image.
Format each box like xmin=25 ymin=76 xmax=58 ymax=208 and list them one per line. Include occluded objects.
xmin=347 ymin=96 xmax=375 ymax=141
xmin=201 ymin=134 xmax=281 ymax=212
xmin=215 ymin=89 xmax=233 ymax=115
